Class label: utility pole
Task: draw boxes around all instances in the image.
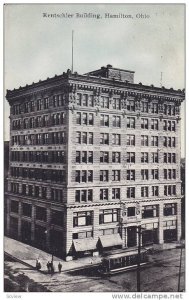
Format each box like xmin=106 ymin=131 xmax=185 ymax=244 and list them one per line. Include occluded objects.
xmin=137 ymin=225 xmax=141 ymax=292
xmin=178 ymin=242 xmax=184 ymax=292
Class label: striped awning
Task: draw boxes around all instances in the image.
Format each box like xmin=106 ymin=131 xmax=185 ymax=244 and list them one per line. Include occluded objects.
xmin=99 ymin=234 xmax=123 ymax=248
xmin=73 ymin=239 xmax=96 ymax=252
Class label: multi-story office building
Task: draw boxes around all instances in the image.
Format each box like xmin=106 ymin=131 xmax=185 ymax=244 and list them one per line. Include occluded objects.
xmin=5 ymin=65 xmax=185 ymax=260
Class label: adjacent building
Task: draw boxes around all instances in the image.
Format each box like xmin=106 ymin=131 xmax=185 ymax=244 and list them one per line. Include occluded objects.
xmin=5 ymin=65 xmax=185 ymax=260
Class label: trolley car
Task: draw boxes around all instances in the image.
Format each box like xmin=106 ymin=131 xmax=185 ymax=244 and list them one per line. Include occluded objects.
xmin=98 ymin=248 xmax=148 ymax=276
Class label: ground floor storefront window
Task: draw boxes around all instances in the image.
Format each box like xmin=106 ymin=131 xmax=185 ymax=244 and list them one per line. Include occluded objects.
xmin=164 ymin=229 xmax=177 ymax=242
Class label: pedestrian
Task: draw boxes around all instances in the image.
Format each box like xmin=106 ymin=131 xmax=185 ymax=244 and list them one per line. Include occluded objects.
xmin=47 ymin=261 xmax=50 ymax=273
xmin=36 ymin=258 xmax=41 ymax=271
xmin=58 ymin=262 xmax=62 ymax=273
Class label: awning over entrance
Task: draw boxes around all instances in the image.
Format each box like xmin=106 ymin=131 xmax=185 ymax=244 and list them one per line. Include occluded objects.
xmin=99 ymin=234 xmax=123 ymax=248
xmin=73 ymin=239 xmax=97 ymax=252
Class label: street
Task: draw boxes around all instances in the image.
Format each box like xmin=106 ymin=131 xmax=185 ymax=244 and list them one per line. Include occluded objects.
xmin=4 ymin=248 xmax=185 ymax=292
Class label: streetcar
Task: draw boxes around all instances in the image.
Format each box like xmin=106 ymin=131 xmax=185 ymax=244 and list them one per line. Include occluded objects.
xmin=98 ymin=248 xmax=149 ymax=276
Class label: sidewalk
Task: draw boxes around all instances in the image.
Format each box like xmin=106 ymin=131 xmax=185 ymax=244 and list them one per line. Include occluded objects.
xmin=4 ymin=237 xmax=182 ymax=275
xmin=4 ymin=237 xmax=102 ymax=274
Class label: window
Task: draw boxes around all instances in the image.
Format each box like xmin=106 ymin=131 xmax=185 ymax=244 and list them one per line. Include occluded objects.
xmin=141 ymin=169 xmax=149 ymax=180
xmin=100 ymin=170 xmax=109 ymax=182
xmin=141 ymin=118 xmax=148 ymax=129
xmin=24 ymin=102 xmax=29 ymax=113
xmin=164 ymin=185 xmax=176 ymax=196
xmin=29 ymin=101 xmax=34 ymax=112
xmin=87 ymin=132 xmax=93 ymax=144
xmin=126 ymin=135 xmax=135 ymax=146
xmin=127 ymin=100 xmax=135 ymax=111
xmin=151 ymin=103 xmax=158 ymax=114
xmin=164 ymin=153 xmax=176 ymax=164
xmin=76 ymin=113 xmax=94 ymax=125
xmin=100 ymin=152 xmax=109 ymax=163
xmin=36 ymin=116 xmax=42 ymax=127
xmin=100 ymin=96 xmax=109 ymax=108
xmin=152 ymin=186 xmax=159 ymax=197
xmin=164 ymin=104 xmax=175 ymax=116
xmin=128 ymin=207 xmax=136 ymax=217
xmin=151 ymin=136 xmax=158 ymax=147
xmin=127 ymin=117 xmax=135 ymax=128
xmin=112 ymin=170 xmax=121 ymax=181
xmin=126 ymin=170 xmax=135 ymax=181
xmin=152 ymin=169 xmax=159 ymax=180
xmin=88 ymin=151 xmax=93 ymax=163
xmin=82 ymin=94 xmax=88 ymax=106
xmin=36 ymin=134 xmax=42 ymax=145
xmin=141 ymin=152 xmax=148 ymax=163
xmin=163 ymin=120 xmax=176 ymax=132
xmin=164 ymin=203 xmax=177 ymax=216
xmin=75 ymin=170 xmax=93 ymax=183
xmin=88 ymin=113 xmax=94 ymax=125
xmin=76 ymin=132 xmax=81 ymax=144
xmin=164 ymin=169 xmax=176 ymax=180
xmin=76 ymin=112 xmax=81 ymax=125
xmin=51 ymin=210 xmax=64 ymax=227
xmin=112 ymin=134 xmax=121 ymax=145
xmin=100 ymin=114 xmax=109 ymax=126
xmin=52 ymin=112 xmax=65 ymax=126
xmin=151 ymin=119 xmax=159 ymax=130
xmin=99 ymin=209 xmax=118 ymax=224
xmin=76 ymin=93 xmax=82 ymax=106
xmin=75 ymin=190 xmax=93 ymax=202
xmin=100 ymin=133 xmax=109 ymax=145
xmin=23 ymin=118 xmax=29 ymax=129
xmin=44 ymin=97 xmax=49 ymax=109
xmin=22 ymin=203 xmax=32 ymax=217
xmin=82 ymin=113 xmax=87 ymax=125
xmin=112 ymin=98 xmax=121 ymax=110
xmin=141 ymin=102 xmax=148 ymax=113
xmin=112 ymin=152 xmax=121 ymax=163
xmin=113 ymin=115 xmax=121 ymax=127
xmin=53 ymin=94 xmax=65 ymax=107
xmin=100 ymin=189 xmax=108 ymax=200
xmin=127 ymin=187 xmax=135 ymax=198
xmin=41 ymin=187 xmax=47 ymax=199
xmin=88 ymin=95 xmax=94 ymax=107
xmin=112 ymin=188 xmax=120 ymax=200
xmin=43 ymin=133 xmax=49 ymax=145
xmin=73 ymin=231 xmax=93 ymax=239
xmin=142 ymin=205 xmax=158 ymax=218
xmin=141 ymin=135 xmax=148 ymax=146
xmin=11 ymin=182 xmax=19 ymax=194
xmin=43 ymin=115 xmax=49 ymax=127
xmin=30 ymin=117 xmax=35 ymax=128
xmin=127 ymin=152 xmax=135 ymax=163
xmin=141 ymin=187 xmax=149 ymax=197
xmin=10 ymin=200 xmax=19 ymax=213
xmin=36 ymin=99 xmax=42 ymax=110
xmin=82 ymin=132 xmax=87 ymax=144
xmin=152 ymin=152 xmax=158 ymax=163
xmin=51 ymin=188 xmax=63 ymax=202
xmin=36 ymin=206 xmax=46 ymax=222
xmin=73 ymin=211 xmax=93 ymax=227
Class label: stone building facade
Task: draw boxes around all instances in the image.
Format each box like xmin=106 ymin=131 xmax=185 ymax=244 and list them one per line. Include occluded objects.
xmin=5 ymin=65 xmax=185 ymax=259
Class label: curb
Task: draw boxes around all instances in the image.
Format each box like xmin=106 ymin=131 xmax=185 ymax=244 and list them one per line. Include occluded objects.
xmin=5 ymin=251 xmax=101 ymax=274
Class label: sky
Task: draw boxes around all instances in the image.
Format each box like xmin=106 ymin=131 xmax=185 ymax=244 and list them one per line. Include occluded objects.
xmin=4 ymin=3 xmax=185 ymax=156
